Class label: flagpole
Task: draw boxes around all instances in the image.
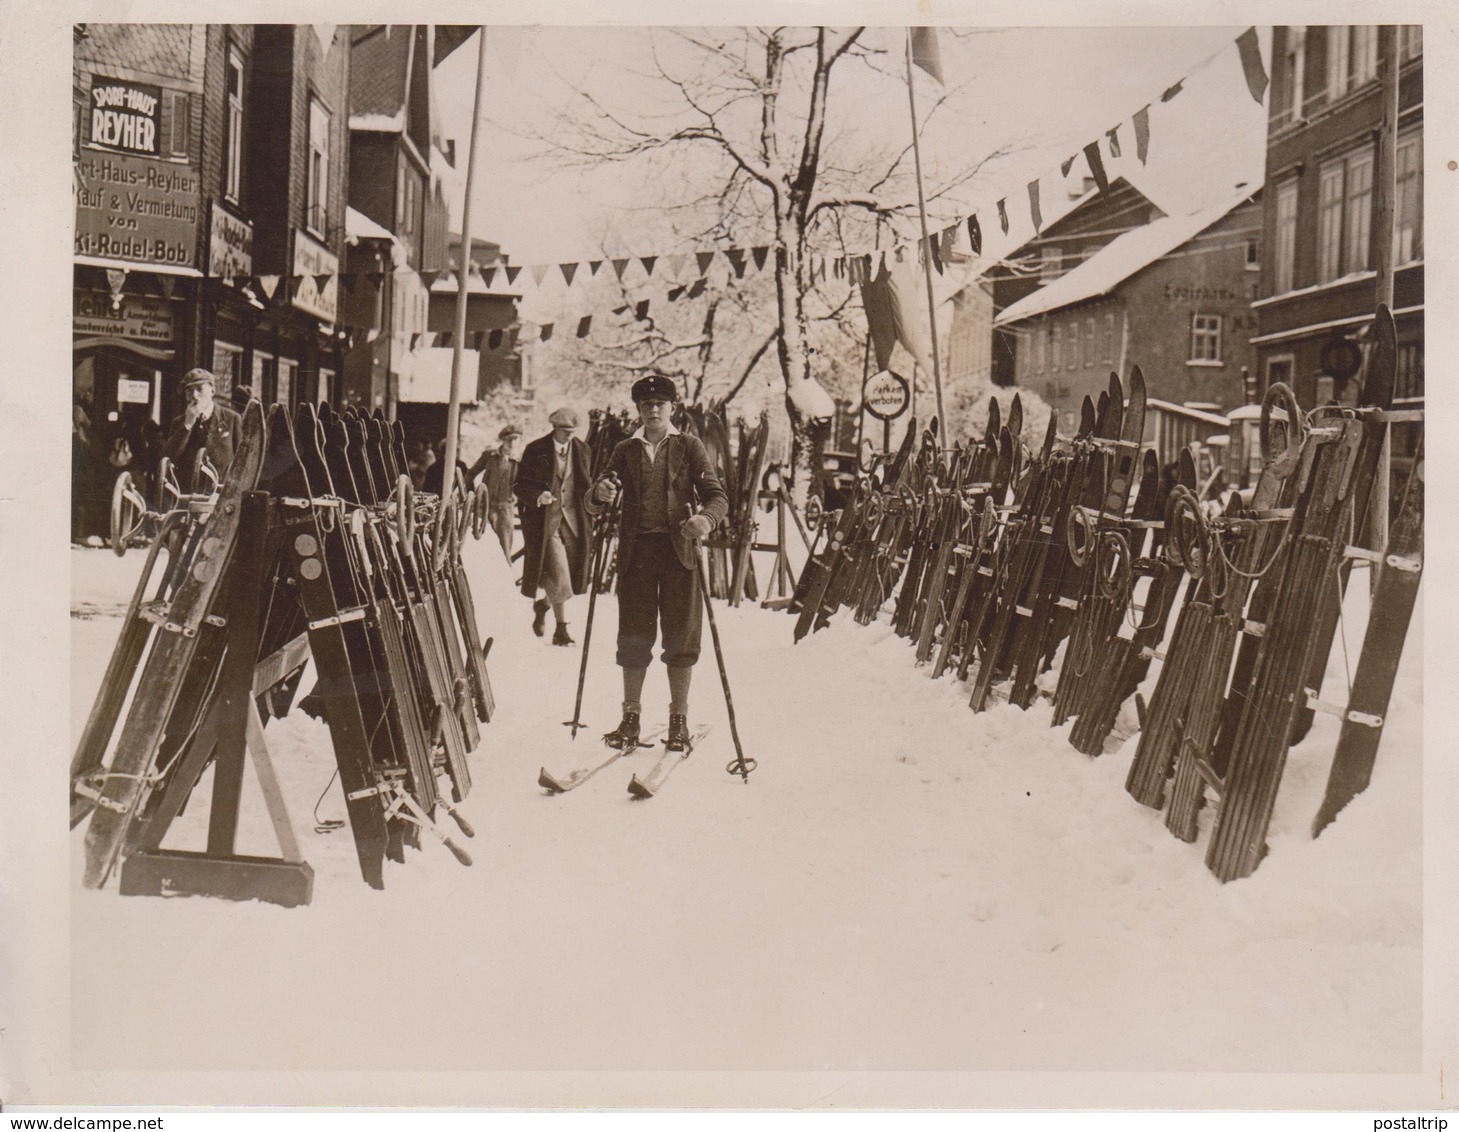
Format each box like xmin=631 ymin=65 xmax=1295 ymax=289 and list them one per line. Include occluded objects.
xmin=436 ymin=25 xmax=488 ymax=545
xmin=904 ymin=28 xmax=946 ymax=428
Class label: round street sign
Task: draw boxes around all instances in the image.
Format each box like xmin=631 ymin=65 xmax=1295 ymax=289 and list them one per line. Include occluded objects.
xmin=863 ymin=368 xmax=910 ymax=422
xmin=1319 ymin=335 xmax=1363 ymax=382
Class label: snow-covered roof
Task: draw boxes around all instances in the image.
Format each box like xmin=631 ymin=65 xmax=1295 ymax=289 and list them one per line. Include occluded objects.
xmin=429 ymin=270 xmax=519 ymax=299
xmin=349 ymin=110 xmax=406 ymax=133
xmin=345 ymin=206 xmax=394 ymax=244
xmin=994 ymin=187 xmax=1257 ymax=327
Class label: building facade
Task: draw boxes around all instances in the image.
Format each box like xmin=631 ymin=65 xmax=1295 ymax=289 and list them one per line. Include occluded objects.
xmin=996 ymin=191 xmax=1262 ymax=444
xmin=1253 ymin=25 xmax=1423 ymax=460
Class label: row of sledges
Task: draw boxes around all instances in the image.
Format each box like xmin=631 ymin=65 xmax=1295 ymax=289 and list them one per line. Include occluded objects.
xmin=72 ymin=399 xmax=500 ymax=896
xmin=789 ymin=305 xmax=1418 ymax=881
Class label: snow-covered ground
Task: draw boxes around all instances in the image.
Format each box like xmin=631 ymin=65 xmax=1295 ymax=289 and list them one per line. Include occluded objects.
xmin=53 ymin=518 xmax=1430 ymax=1107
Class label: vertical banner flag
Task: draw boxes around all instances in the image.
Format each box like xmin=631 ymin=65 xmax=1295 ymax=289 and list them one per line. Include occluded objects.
xmin=1133 ymin=105 xmax=1151 ymax=164
xmin=1235 ymin=27 xmax=1268 ymax=103
xmin=967 ymin=214 xmax=982 ymax=256
xmin=909 ymin=26 xmax=944 ymax=83
xmin=1083 ymin=140 xmax=1109 ymax=194
xmin=1106 ymin=125 xmax=1122 ymax=159
xmin=1027 ymin=179 xmax=1043 ymax=235
xmin=1161 ymin=80 xmax=1184 ymax=103
xmin=576 ymin=315 xmax=593 ymax=338
xmin=997 ymin=198 xmax=1009 ymax=235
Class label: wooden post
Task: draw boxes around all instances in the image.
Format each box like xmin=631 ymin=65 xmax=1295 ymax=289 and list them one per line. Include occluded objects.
xmin=904 ymin=30 xmax=945 ymax=427
xmin=1370 ymin=25 xmax=1399 ymax=576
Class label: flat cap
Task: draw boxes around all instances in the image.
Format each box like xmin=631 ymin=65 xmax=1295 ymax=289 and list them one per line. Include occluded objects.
xmin=547 ymin=407 xmax=581 ymax=428
xmin=498 ymin=423 xmax=523 ymax=439
xmin=181 ymin=367 xmax=216 ymax=389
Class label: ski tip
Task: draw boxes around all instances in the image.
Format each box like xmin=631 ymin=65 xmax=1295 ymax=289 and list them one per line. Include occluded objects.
xmin=538 ymin=769 xmax=564 ymax=794
xmin=627 ymin=775 xmax=653 ymax=799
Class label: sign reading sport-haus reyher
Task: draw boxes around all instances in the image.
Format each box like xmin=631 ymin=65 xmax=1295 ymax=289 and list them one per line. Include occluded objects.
xmin=74 ymin=152 xmax=200 ymax=269
xmin=89 ymin=78 xmax=161 ymax=156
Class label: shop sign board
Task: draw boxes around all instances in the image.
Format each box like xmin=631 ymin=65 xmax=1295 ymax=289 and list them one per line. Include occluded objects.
xmin=89 ymin=77 xmax=161 ymax=156
xmin=208 ymin=200 xmax=253 ymax=279
xmin=291 ymin=228 xmax=339 ymax=323
xmin=73 ymin=290 xmax=176 ymax=345
xmin=74 ymin=152 xmax=200 ymax=268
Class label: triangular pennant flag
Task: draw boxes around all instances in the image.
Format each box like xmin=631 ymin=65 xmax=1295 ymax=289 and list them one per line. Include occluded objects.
xmin=1083 ymin=140 xmax=1109 ymax=194
xmin=157 ymin=274 xmax=176 ymax=299
xmin=438 ymin=331 xmax=453 ymax=348
xmin=410 ymin=332 xmax=421 ymax=350
xmin=634 ymin=299 xmax=651 ymax=321
xmin=909 ymin=26 xmax=944 ymax=84
xmin=1061 ymin=155 xmax=1076 ymax=178
xmin=696 ymin=251 xmax=716 ymax=275
xmin=233 ymin=274 xmax=251 ymax=290
xmin=751 ymin=246 xmax=770 ymax=272
xmin=419 ymin=270 xmax=441 ymax=288
xmin=1235 ymin=27 xmax=1268 ymax=104
xmin=668 ymin=253 xmax=690 ymax=277
xmin=366 ymin=271 xmax=385 ymax=285
xmin=559 ymin=262 xmax=579 ymax=287
xmin=530 ymin=263 xmax=551 ymax=286
xmin=668 ymin=285 xmax=686 ymax=301
xmin=540 ymin=322 xmax=554 ymax=341
xmin=640 ymin=255 xmax=657 ymax=276
xmin=588 ymin=260 xmax=603 ymax=276
xmin=921 ymin=234 xmax=943 ymax=275
xmin=687 ymin=278 xmax=707 ymax=299
xmin=505 ymin=265 xmax=522 ymax=284
xmin=612 ymin=305 xmax=629 ymax=317
xmin=488 ymin=329 xmax=504 ymax=350
xmin=481 ymin=267 xmax=497 ymax=288
xmin=1161 ymin=80 xmax=1184 ymax=103
xmin=940 ymin=223 xmax=959 ymax=262
xmin=1106 ymin=125 xmax=1122 ymax=159
xmin=1133 ymin=106 xmax=1151 ymax=165
xmin=314 ymin=273 xmax=333 ymax=293
xmin=725 ymin=248 xmax=747 ymax=278
xmin=1027 ymin=180 xmax=1043 ymax=235
xmin=996 ymin=198 xmax=1009 ymax=236
xmin=967 ymin=214 xmax=982 ymax=256
xmin=612 ymin=258 xmax=630 ymax=280
xmin=576 ymin=315 xmax=593 ymax=338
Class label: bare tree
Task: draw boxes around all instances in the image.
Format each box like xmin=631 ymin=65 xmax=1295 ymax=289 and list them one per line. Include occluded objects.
xmin=537 ymin=26 xmax=1012 ymax=499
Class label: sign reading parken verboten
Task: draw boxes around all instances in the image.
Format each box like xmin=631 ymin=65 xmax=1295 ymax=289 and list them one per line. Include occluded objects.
xmin=863 ymin=369 xmax=910 ymax=422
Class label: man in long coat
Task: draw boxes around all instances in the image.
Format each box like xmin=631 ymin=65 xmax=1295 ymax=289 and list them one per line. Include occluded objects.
xmin=163 ymin=368 xmax=242 ymax=491
xmin=514 ymin=407 xmax=592 ymax=645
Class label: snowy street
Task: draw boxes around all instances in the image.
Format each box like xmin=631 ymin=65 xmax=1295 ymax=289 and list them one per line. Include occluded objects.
xmin=66 ymin=523 xmax=1424 ymax=1098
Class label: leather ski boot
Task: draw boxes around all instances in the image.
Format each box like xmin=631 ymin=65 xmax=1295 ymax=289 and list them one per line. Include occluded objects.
xmin=552 ymin=623 xmax=575 ymax=646
xmin=666 ymin=713 xmax=692 ymax=754
xmin=532 ymin=598 xmax=549 ymax=636
xmin=603 ymin=709 xmax=641 ymax=750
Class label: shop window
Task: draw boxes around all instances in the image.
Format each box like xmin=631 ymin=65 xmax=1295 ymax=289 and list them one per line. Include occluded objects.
xmin=1190 ymin=315 xmax=1222 ymax=363
xmin=212 ymin=341 xmax=243 ymax=390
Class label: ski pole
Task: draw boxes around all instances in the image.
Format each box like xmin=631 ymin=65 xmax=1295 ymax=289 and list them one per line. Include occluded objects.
xmin=686 ymin=509 xmax=756 ymax=782
xmin=564 ymin=473 xmax=618 ymax=738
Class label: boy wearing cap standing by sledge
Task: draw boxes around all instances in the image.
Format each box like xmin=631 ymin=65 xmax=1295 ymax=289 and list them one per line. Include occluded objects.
xmin=468 ymin=423 xmax=524 ymax=561
xmin=585 ymin=374 xmax=729 ymax=753
xmin=163 ymin=367 xmax=242 ymax=491
xmin=515 ymin=407 xmax=592 ymax=645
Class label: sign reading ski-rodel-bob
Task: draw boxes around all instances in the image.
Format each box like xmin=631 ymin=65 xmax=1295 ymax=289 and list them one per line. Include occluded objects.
xmin=863 ymin=368 xmax=910 ymax=421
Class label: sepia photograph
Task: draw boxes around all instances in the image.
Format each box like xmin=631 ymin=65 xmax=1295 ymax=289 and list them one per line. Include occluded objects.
xmin=1 ymin=0 xmax=1453 ymax=1116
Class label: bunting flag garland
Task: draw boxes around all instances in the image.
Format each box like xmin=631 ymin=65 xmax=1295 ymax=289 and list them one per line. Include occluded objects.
xmin=612 ymin=258 xmax=630 ymax=280
xmin=668 ymin=285 xmax=686 ymax=301
xmin=505 ymin=265 xmax=522 ymax=285
xmin=696 ymin=251 xmax=716 ymax=275
xmin=1235 ymin=27 xmax=1268 ymax=104
xmin=530 ymin=263 xmax=551 ymax=286
xmin=488 ymin=329 xmax=503 ymax=350
xmin=1027 ymin=180 xmax=1042 ymax=235
xmin=940 ymin=223 xmax=959 ymax=263
xmin=540 ymin=322 xmax=554 ymax=341
xmin=576 ymin=315 xmax=593 ymax=338
xmin=1082 ymin=140 xmax=1110 ymax=194
xmin=481 ymin=267 xmax=497 ymax=287
xmin=588 ymin=260 xmax=603 ymax=276
xmin=967 ymin=214 xmax=982 ymax=256
xmin=419 ymin=270 xmax=441 ymax=289
xmin=668 ymin=253 xmax=690 ymax=276
xmin=1105 ymin=125 xmax=1122 ymax=159
xmin=257 ymin=275 xmax=281 ymax=301
xmin=438 ymin=331 xmax=453 ymax=349
xmin=725 ymin=248 xmax=748 ymax=278
xmin=640 ymin=255 xmax=657 ymax=276
xmin=560 ymin=262 xmax=578 ymax=287
xmin=1061 ymin=154 xmax=1076 ymax=178
xmin=1161 ymin=80 xmax=1184 ymax=103
xmin=751 ymin=246 xmax=770 ymax=272
xmin=634 ymin=298 xmax=651 ymax=321
xmin=1133 ymin=105 xmax=1151 ymax=164
xmin=687 ymin=278 xmax=707 ymax=299
xmin=314 ymin=273 xmax=332 ymax=293
xmin=997 ymin=198 xmax=1009 ymax=236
